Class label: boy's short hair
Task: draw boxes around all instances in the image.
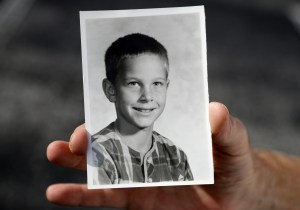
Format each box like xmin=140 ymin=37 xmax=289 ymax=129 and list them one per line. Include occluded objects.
xmin=105 ymin=33 xmax=169 ymax=83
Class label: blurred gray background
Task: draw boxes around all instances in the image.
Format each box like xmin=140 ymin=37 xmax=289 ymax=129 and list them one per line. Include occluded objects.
xmin=0 ymin=0 xmax=300 ymax=209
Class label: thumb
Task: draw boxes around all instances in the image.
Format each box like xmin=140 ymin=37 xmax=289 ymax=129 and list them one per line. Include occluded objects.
xmin=209 ymin=102 xmax=250 ymax=157
xmin=208 ymin=102 xmax=253 ymax=196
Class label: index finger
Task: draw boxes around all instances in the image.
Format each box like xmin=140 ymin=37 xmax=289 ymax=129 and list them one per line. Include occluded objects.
xmin=47 ymin=124 xmax=87 ymax=170
xmin=46 ymin=183 xmax=128 ymax=208
xmin=69 ymin=124 xmax=87 ymax=156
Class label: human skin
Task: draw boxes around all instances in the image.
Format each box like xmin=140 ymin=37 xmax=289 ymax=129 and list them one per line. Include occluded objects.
xmin=104 ymin=53 xmax=169 ymax=132
xmin=46 ymin=102 xmax=300 ymax=210
xmin=102 ymin=53 xmax=169 ymax=153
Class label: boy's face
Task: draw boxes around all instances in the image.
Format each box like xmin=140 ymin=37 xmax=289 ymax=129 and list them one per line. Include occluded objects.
xmin=113 ymin=53 xmax=169 ymax=130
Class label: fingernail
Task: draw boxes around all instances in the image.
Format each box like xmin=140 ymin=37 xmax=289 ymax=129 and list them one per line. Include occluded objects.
xmin=69 ymin=133 xmax=76 ymax=153
xmin=70 ymin=133 xmax=75 ymax=141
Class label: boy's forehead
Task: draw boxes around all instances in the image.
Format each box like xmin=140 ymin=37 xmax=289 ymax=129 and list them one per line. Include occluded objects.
xmin=118 ymin=53 xmax=169 ymax=77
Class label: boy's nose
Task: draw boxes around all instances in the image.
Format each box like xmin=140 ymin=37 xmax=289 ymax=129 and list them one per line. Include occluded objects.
xmin=139 ymin=87 xmax=153 ymax=102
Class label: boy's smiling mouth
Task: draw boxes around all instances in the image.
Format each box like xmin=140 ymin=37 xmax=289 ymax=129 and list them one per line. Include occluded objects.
xmin=132 ymin=107 xmax=156 ymax=113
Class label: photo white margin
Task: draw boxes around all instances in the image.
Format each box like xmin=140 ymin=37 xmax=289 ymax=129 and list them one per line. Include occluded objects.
xmin=80 ymin=5 xmax=213 ymax=189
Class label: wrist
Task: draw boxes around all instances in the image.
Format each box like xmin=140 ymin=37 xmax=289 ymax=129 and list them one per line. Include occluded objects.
xmin=223 ymin=150 xmax=275 ymax=210
xmin=246 ymin=150 xmax=277 ymax=210
xmin=249 ymin=150 xmax=300 ymax=210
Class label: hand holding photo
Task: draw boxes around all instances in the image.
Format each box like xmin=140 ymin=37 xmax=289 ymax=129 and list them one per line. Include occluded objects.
xmin=80 ymin=6 xmax=213 ymax=189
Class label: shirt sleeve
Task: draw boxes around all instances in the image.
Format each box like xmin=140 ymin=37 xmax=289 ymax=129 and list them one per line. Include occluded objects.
xmin=183 ymin=152 xmax=194 ymax=181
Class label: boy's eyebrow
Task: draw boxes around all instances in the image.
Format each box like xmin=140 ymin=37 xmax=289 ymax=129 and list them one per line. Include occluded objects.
xmin=123 ymin=77 xmax=168 ymax=81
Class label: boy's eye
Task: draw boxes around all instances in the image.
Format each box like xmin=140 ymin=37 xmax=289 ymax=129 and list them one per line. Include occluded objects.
xmin=127 ymin=82 xmax=139 ymax=87
xmin=153 ymin=82 xmax=163 ymax=87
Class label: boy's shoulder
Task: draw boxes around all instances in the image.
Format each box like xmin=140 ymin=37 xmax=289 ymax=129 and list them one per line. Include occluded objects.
xmin=152 ymin=131 xmax=189 ymax=168
xmin=152 ymin=130 xmax=185 ymax=153
xmin=91 ymin=122 xmax=116 ymax=144
xmin=152 ymin=130 xmax=174 ymax=145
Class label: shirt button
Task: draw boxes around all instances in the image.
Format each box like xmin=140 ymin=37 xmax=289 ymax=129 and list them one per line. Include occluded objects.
xmin=148 ymin=178 xmax=153 ymax=183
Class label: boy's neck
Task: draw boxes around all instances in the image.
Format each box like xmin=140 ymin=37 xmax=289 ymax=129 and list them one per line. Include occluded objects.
xmin=115 ymin=120 xmax=153 ymax=155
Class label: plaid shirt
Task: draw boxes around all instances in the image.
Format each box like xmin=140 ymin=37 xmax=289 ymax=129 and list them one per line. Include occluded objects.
xmin=91 ymin=122 xmax=194 ymax=185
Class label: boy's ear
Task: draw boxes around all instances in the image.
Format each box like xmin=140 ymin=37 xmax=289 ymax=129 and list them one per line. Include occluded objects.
xmin=102 ymin=79 xmax=116 ymax=102
xmin=166 ymin=79 xmax=170 ymax=89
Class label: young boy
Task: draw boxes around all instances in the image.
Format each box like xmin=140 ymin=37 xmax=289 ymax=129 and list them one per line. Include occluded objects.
xmin=91 ymin=33 xmax=193 ymax=185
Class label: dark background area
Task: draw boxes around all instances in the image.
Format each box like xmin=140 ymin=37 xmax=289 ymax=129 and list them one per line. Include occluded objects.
xmin=0 ymin=0 xmax=300 ymax=209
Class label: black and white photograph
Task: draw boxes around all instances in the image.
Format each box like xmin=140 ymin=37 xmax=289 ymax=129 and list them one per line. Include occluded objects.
xmin=80 ymin=6 xmax=213 ymax=189
xmin=3 ymin=0 xmax=300 ymax=209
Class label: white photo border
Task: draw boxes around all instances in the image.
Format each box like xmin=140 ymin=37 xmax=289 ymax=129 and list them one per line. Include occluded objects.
xmin=80 ymin=6 xmax=213 ymax=189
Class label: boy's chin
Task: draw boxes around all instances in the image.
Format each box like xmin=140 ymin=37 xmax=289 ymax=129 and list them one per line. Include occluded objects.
xmin=132 ymin=115 xmax=163 ymax=130
xmin=134 ymin=122 xmax=154 ymax=130
xmin=129 ymin=119 xmax=156 ymax=130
